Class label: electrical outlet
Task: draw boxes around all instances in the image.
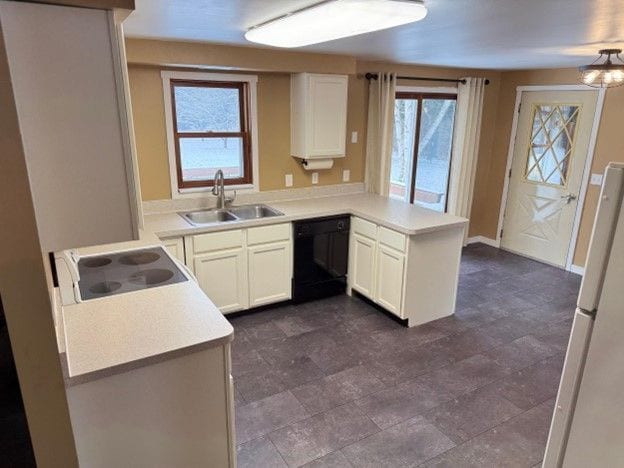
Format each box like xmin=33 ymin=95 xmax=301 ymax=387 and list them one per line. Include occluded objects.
xmin=342 ymin=169 xmax=350 ymax=182
xmin=285 ymin=173 xmax=293 ymax=187
xmin=351 ymin=131 xmax=358 ymax=143
xmin=311 ymin=172 xmax=319 ymax=184
xmin=590 ymin=173 xmax=603 ymax=186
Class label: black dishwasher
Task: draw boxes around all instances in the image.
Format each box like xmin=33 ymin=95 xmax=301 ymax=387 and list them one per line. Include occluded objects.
xmin=292 ymin=215 xmax=350 ymax=303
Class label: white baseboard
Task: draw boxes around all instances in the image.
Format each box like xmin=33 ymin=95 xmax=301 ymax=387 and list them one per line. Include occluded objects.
xmin=569 ymin=264 xmax=585 ymax=275
xmin=466 ymin=235 xmax=500 ymax=248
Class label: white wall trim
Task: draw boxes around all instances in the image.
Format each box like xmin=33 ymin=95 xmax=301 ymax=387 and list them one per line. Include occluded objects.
xmin=496 ymin=85 xmax=605 ymax=273
xmin=466 ymin=235 xmax=500 ymax=248
xmin=569 ymin=264 xmax=585 ymax=275
xmin=564 ymin=87 xmax=606 ymax=271
xmin=161 ymin=70 xmax=260 ymax=199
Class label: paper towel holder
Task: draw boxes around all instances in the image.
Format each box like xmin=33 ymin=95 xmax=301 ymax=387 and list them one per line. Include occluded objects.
xmin=299 ymin=158 xmax=335 ymax=171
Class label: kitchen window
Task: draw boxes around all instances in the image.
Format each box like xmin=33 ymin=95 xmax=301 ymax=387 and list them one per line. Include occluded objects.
xmin=390 ymin=91 xmax=457 ymax=212
xmin=162 ymin=71 xmax=259 ymax=196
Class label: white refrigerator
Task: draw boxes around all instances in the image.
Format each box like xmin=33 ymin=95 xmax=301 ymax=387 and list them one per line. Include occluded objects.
xmin=543 ymin=162 xmax=624 ymax=467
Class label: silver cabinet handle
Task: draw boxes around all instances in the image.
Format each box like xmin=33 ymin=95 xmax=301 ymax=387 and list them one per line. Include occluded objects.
xmin=561 ymin=194 xmax=577 ymax=204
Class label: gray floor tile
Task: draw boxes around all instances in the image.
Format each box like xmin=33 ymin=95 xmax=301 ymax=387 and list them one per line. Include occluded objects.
xmin=489 ymin=355 xmax=564 ymax=410
xmin=292 ymin=365 xmax=386 ymax=414
xmin=269 ymin=403 xmax=379 ymax=467
xmin=235 ymin=364 xmax=290 ymax=403
xmin=302 ymin=451 xmax=353 ymax=467
xmin=341 ymin=416 xmax=455 ymax=467
xmin=423 ymin=399 xmax=555 ymax=468
xmin=366 ymin=346 xmax=454 ymax=386
xmin=483 ymin=335 xmax=559 ymax=372
xmin=479 ymin=315 xmax=539 ymax=344
xmin=416 ymin=354 xmax=509 ymax=398
xmin=237 ymin=436 xmax=288 ymax=468
xmin=426 ymin=328 xmax=505 ymax=362
xmin=354 ymin=378 xmax=454 ymax=429
xmin=236 ymin=391 xmax=309 ymax=445
xmin=232 ymin=244 xmax=579 ymax=466
xmin=370 ymin=323 xmax=450 ymax=352
xmin=232 ymin=348 xmax=268 ymax=378
xmin=423 ymin=385 xmax=524 ymax=443
xmin=272 ymin=355 xmax=327 ymax=388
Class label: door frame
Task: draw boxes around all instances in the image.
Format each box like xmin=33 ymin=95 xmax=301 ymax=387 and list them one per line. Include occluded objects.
xmin=496 ymin=85 xmax=606 ymax=272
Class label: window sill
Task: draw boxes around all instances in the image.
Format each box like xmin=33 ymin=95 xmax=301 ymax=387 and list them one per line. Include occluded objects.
xmin=172 ymin=183 xmax=257 ymax=199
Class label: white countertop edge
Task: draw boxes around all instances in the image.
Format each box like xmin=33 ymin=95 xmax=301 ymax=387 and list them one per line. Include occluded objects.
xmin=61 ymin=331 xmax=233 ymax=387
xmin=149 ymin=207 xmax=468 ymax=239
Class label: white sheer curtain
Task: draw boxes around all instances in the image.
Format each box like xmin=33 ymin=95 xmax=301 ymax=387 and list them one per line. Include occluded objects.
xmin=365 ymin=73 xmax=397 ymax=196
xmin=447 ymin=77 xmax=486 ymax=226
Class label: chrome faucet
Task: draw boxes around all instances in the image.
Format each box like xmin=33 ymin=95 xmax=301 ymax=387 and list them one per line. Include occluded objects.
xmin=212 ymin=169 xmax=235 ymax=209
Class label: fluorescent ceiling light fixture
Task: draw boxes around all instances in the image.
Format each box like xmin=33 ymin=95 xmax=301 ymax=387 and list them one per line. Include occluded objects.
xmin=244 ymin=0 xmax=427 ymax=48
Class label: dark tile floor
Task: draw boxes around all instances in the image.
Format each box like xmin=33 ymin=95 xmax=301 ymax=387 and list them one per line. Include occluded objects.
xmin=230 ymin=244 xmax=581 ymax=467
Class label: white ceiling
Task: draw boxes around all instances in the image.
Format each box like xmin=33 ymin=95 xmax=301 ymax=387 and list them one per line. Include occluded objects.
xmin=123 ymin=0 xmax=624 ymax=70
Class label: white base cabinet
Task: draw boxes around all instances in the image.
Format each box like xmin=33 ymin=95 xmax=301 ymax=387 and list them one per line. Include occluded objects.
xmin=348 ymin=216 xmax=464 ymax=327
xmin=161 ymin=236 xmax=185 ymax=263
xmin=67 ymin=344 xmax=236 ymax=467
xmin=185 ymin=224 xmax=292 ymax=314
xmin=248 ymin=241 xmax=291 ymax=307
xmin=194 ymin=248 xmax=248 ymax=314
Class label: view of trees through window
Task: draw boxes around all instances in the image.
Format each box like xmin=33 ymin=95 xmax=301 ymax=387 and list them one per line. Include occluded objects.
xmin=171 ymin=80 xmax=250 ymax=187
xmin=390 ymin=94 xmax=457 ymax=212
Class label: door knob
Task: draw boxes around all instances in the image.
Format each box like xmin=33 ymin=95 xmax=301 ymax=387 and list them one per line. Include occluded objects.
xmin=561 ymin=194 xmax=577 ymax=204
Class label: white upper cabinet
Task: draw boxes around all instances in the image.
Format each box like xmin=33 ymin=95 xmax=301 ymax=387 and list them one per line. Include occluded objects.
xmin=291 ymin=73 xmax=348 ymax=159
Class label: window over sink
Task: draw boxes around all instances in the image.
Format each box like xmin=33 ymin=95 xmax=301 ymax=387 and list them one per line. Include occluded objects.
xmin=162 ymin=71 xmax=259 ymax=197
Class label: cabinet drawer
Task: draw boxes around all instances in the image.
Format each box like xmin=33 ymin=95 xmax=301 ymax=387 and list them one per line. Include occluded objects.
xmin=193 ymin=230 xmax=244 ymax=254
xmin=352 ymin=217 xmax=377 ymax=240
xmin=378 ymin=226 xmax=407 ymax=253
xmin=247 ymin=223 xmax=290 ymax=246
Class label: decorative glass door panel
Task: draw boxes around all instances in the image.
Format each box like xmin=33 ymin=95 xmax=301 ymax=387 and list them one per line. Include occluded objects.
xmin=525 ymin=104 xmax=580 ymax=187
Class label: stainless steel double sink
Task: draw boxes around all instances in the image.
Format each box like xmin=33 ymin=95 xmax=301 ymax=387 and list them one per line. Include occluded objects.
xmin=179 ymin=204 xmax=284 ymax=227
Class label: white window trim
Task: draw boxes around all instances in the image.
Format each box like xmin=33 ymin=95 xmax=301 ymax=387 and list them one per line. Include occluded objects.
xmin=161 ymin=70 xmax=260 ymax=199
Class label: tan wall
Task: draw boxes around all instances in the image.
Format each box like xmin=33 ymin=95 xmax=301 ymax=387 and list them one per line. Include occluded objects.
xmin=127 ymin=39 xmax=503 ymax=216
xmin=126 ymin=39 xmax=369 ymax=200
xmin=476 ymin=68 xmax=624 ymax=266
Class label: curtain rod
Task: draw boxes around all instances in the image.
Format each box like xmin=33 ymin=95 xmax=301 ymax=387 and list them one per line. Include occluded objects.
xmin=364 ymin=72 xmax=490 ymax=86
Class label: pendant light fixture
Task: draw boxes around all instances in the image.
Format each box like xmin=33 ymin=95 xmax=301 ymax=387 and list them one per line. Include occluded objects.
xmin=579 ymin=49 xmax=624 ymax=88
xmin=244 ymin=0 xmax=427 ymax=48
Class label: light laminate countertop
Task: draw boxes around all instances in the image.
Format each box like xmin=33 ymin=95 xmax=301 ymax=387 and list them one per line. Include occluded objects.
xmin=145 ymin=192 xmax=468 ymax=238
xmin=60 ymin=238 xmax=233 ymax=386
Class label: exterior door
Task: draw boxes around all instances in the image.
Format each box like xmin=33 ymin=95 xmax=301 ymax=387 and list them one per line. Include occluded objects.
xmin=501 ymin=90 xmax=599 ymax=267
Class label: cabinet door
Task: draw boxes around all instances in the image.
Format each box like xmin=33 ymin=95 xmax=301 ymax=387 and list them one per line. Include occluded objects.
xmin=308 ymin=75 xmax=348 ymax=157
xmin=194 ymin=248 xmax=248 ymax=314
xmin=162 ymin=237 xmax=184 ymax=264
xmin=375 ymin=245 xmax=406 ymax=317
xmin=248 ymin=241 xmax=291 ymax=307
xmin=350 ymin=233 xmax=376 ymax=299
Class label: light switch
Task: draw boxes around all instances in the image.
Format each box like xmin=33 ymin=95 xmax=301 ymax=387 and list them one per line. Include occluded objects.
xmin=343 ymin=169 xmax=350 ymax=182
xmin=285 ymin=174 xmax=293 ymax=187
xmin=311 ymin=172 xmax=319 ymax=184
xmin=351 ymin=131 xmax=358 ymax=143
xmin=590 ymin=173 xmax=603 ymax=186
